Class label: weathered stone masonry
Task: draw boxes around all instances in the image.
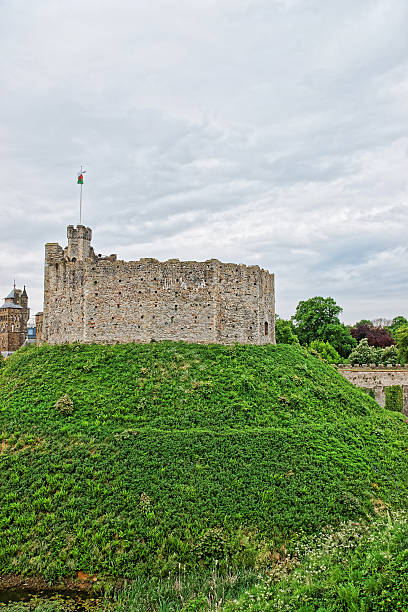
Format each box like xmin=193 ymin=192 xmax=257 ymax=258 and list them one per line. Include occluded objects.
xmin=337 ymin=365 xmax=408 ymax=414
xmin=41 ymin=225 xmax=275 ymax=346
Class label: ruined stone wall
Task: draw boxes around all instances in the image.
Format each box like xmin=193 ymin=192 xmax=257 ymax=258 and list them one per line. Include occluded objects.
xmin=42 ymin=226 xmax=275 ymax=346
xmin=337 ymin=365 xmax=408 ymax=388
xmin=337 ymin=365 xmax=408 ymax=413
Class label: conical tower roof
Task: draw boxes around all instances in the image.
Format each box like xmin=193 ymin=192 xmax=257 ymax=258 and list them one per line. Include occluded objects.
xmin=1 ymin=286 xmax=22 ymax=309
xmin=5 ymin=288 xmax=16 ymax=300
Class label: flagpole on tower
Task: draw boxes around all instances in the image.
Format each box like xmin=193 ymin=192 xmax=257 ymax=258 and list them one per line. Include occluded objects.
xmin=80 ymin=166 xmax=83 ymax=225
xmin=77 ymin=166 xmax=86 ymax=225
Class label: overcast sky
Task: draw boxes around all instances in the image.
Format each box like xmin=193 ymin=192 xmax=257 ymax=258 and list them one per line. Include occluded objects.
xmin=0 ymin=0 xmax=407 ymax=323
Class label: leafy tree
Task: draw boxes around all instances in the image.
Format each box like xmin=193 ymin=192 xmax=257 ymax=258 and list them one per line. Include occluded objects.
xmin=275 ymin=317 xmax=299 ymax=345
xmin=371 ymin=327 xmax=394 ymax=348
xmin=348 ymin=339 xmax=378 ymax=365
xmin=388 ymin=316 xmax=408 ymax=339
xmin=293 ymin=297 xmax=342 ymax=346
xmin=381 ymin=345 xmax=399 ymax=366
xmin=350 ymin=324 xmax=371 ymax=343
xmin=350 ymin=324 xmax=394 ymax=348
xmin=395 ymin=325 xmax=408 ymax=365
xmin=323 ymin=323 xmax=357 ymax=358
xmin=349 ymin=339 xmax=399 ymax=366
xmin=308 ymin=340 xmax=341 ymax=364
xmin=293 ymin=296 xmax=356 ymax=358
xmin=353 ymin=319 xmax=373 ymax=328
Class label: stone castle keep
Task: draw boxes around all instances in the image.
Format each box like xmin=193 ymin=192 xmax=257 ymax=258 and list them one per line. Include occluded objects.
xmin=39 ymin=225 xmax=275 ymax=346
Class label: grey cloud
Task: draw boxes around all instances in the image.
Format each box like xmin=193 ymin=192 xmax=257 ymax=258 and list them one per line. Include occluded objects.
xmin=0 ymin=0 xmax=407 ymax=323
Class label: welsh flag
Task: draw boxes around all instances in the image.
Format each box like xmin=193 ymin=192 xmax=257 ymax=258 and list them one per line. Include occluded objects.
xmin=77 ymin=173 xmax=84 ymax=184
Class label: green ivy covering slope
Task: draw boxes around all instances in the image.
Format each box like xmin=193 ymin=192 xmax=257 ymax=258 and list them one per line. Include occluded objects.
xmin=0 ymin=342 xmax=407 ymax=581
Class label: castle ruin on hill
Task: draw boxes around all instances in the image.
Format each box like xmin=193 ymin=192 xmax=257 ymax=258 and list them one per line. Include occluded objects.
xmin=37 ymin=225 xmax=275 ymax=346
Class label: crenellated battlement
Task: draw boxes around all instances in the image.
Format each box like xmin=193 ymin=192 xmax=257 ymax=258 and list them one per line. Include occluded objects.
xmin=336 ymin=364 xmax=407 ymax=370
xmin=66 ymin=224 xmax=93 ymax=261
xmin=67 ymin=224 xmax=92 ymax=242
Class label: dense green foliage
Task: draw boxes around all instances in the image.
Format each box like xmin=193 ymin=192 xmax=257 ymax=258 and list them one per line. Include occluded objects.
xmin=274 ymin=318 xmax=299 ymax=345
xmin=293 ymin=297 xmax=356 ymax=357
xmin=380 ymin=345 xmax=399 ymax=366
xmin=308 ymin=340 xmax=341 ymax=365
xmin=388 ymin=316 xmax=408 ymax=339
xmin=222 ymin=511 xmax=408 ymax=611
xmin=322 ymin=323 xmax=357 ymax=358
xmin=1 ymin=342 xmax=408 ymax=588
xmin=353 ymin=319 xmax=373 ymax=328
xmin=385 ymin=386 xmax=403 ymax=413
xmin=348 ymin=339 xmax=375 ymax=365
xmin=349 ymin=339 xmax=399 ymax=366
xmin=294 ymin=296 xmax=342 ymax=343
xmin=395 ymin=325 xmax=408 ymax=364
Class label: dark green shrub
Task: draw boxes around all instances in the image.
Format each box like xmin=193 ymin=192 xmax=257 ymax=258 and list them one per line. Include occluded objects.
xmin=195 ymin=528 xmax=227 ymax=564
xmin=385 ymin=386 xmax=403 ymax=412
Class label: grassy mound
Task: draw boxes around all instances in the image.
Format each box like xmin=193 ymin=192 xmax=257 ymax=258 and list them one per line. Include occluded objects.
xmin=0 ymin=341 xmax=408 ymax=582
